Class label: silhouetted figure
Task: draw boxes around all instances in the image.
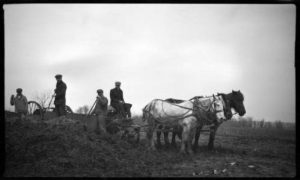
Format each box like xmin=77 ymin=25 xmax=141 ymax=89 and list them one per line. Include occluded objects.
xmin=110 ymin=81 xmax=126 ymax=118
xmin=10 ymin=88 xmax=28 ymax=121
xmin=91 ymin=89 xmax=108 ymax=134
xmin=53 ymin=74 xmax=67 ymax=117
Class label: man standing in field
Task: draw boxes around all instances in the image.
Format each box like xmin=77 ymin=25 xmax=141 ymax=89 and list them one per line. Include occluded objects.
xmin=53 ymin=74 xmax=67 ymax=117
xmin=110 ymin=81 xmax=126 ymax=118
xmin=10 ymin=88 xmax=28 ymax=121
xmin=92 ymin=89 xmax=108 ymax=134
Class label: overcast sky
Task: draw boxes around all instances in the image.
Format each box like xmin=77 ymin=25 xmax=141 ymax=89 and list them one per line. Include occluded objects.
xmin=4 ymin=4 xmax=295 ymax=122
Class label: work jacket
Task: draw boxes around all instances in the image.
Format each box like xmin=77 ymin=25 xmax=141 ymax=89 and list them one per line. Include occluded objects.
xmin=110 ymin=87 xmax=124 ymax=105
xmin=10 ymin=94 xmax=28 ymax=114
xmin=92 ymin=96 xmax=108 ymax=115
xmin=54 ymin=80 xmax=67 ymax=105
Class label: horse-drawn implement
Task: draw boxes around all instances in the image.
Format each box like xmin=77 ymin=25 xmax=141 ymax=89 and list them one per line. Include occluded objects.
xmin=25 ymin=90 xmax=245 ymax=153
xmin=84 ymin=99 xmax=141 ymax=143
xmin=27 ymin=96 xmax=73 ymax=120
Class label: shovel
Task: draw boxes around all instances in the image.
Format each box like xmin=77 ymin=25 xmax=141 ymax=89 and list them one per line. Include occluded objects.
xmin=47 ymin=94 xmax=55 ymax=110
xmin=87 ymin=98 xmax=98 ymax=116
xmin=83 ymin=98 xmax=98 ymax=131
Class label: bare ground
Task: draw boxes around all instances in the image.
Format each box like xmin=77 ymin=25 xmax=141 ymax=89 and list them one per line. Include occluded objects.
xmin=3 ymin=113 xmax=296 ymax=177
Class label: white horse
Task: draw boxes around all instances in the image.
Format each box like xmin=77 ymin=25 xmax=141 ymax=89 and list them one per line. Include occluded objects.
xmin=142 ymin=95 xmax=226 ymax=154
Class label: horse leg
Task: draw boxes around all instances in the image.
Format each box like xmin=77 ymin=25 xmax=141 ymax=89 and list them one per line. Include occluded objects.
xmin=171 ymin=131 xmax=177 ymax=147
xmin=180 ymin=124 xmax=188 ymax=154
xmin=156 ymin=130 xmax=162 ymax=148
xmin=177 ymin=131 xmax=182 ymax=139
xmin=163 ymin=131 xmax=170 ymax=147
xmin=208 ymin=124 xmax=219 ymax=150
xmin=193 ymin=125 xmax=202 ymax=150
xmin=187 ymin=128 xmax=195 ymax=155
xmin=146 ymin=123 xmax=156 ymax=151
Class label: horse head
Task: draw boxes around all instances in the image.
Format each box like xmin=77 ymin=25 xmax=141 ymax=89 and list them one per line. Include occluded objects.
xmin=230 ymin=90 xmax=246 ymax=116
xmin=217 ymin=93 xmax=233 ymax=120
xmin=212 ymin=95 xmax=226 ymax=122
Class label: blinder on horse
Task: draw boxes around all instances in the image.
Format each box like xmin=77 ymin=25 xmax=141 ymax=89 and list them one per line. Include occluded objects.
xmin=191 ymin=95 xmax=226 ymax=124
xmin=143 ymin=94 xmax=227 ymax=154
xmin=217 ymin=90 xmax=246 ymax=118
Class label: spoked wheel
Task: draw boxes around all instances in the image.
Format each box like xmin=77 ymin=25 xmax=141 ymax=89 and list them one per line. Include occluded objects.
xmin=65 ymin=105 xmax=73 ymax=114
xmin=27 ymin=101 xmax=43 ymax=119
xmin=49 ymin=105 xmax=73 ymax=114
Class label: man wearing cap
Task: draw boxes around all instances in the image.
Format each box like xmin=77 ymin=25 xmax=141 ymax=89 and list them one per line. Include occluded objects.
xmin=53 ymin=74 xmax=67 ymax=117
xmin=91 ymin=89 xmax=108 ymax=134
xmin=10 ymin=88 xmax=28 ymax=120
xmin=110 ymin=81 xmax=126 ymax=117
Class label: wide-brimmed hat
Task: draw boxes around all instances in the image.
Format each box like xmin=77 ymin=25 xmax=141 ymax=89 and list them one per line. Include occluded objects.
xmin=55 ymin=74 xmax=62 ymax=79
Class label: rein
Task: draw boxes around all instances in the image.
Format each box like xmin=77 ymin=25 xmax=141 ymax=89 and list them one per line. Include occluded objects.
xmin=159 ymin=96 xmax=221 ymax=121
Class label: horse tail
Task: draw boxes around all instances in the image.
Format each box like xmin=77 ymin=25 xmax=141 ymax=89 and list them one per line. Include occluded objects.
xmin=142 ymin=102 xmax=151 ymax=122
xmin=142 ymin=99 xmax=158 ymax=122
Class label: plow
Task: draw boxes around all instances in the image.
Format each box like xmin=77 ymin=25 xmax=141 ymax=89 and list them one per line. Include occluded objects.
xmin=27 ymin=95 xmax=73 ymax=120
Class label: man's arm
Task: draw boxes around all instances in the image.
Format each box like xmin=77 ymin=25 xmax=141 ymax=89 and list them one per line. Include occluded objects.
xmin=99 ymin=97 xmax=108 ymax=106
xmin=110 ymin=89 xmax=113 ymax=100
xmin=24 ymin=96 xmax=28 ymax=111
xmin=121 ymin=90 xmax=124 ymax=102
xmin=110 ymin=89 xmax=117 ymax=102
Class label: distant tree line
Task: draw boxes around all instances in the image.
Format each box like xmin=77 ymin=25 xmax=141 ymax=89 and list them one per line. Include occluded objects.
xmin=76 ymin=105 xmax=90 ymax=114
xmin=228 ymin=116 xmax=294 ymax=130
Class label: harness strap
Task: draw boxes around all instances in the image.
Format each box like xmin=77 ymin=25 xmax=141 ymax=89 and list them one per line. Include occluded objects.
xmin=192 ymin=95 xmax=222 ymax=124
xmin=143 ymin=95 xmax=225 ymax=127
xmin=161 ymin=100 xmax=192 ymax=118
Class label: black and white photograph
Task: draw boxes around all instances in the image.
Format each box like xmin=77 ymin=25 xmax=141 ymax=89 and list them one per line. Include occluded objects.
xmin=3 ymin=3 xmax=296 ymax=177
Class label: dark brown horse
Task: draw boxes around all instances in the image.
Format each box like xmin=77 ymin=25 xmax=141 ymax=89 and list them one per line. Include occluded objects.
xmin=193 ymin=90 xmax=246 ymax=150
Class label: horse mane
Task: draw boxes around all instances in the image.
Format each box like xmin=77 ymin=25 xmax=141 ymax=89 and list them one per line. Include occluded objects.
xmin=164 ymin=98 xmax=185 ymax=104
xmin=218 ymin=91 xmax=244 ymax=101
xmin=233 ymin=91 xmax=244 ymax=101
xmin=189 ymin=96 xmax=204 ymax=101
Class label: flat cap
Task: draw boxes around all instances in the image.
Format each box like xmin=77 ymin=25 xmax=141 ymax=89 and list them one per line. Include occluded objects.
xmin=97 ymin=89 xmax=103 ymax=93
xmin=115 ymin=81 xmax=121 ymax=85
xmin=55 ymin=74 xmax=62 ymax=78
xmin=16 ymin=88 xmax=22 ymax=92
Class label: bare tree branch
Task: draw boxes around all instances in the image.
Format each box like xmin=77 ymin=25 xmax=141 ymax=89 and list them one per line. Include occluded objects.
xmin=34 ymin=90 xmax=53 ymax=109
xmin=76 ymin=105 xmax=90 ymax=114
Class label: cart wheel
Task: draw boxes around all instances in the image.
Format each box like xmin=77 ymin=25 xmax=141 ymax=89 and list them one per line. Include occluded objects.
xmin=27 ymin=101 xmax=43 ymax=119
xmin=65 ymin=105 xmax=73 ymax=114
xmin=50 ymin=105 xmax=73 ymax=114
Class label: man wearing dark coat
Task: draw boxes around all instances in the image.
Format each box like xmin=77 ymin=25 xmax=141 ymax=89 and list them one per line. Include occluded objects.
xmin=53 ymin=74 xmax=67 ymax=117
xmin=110 ymin=81 xmax=126 ymax=117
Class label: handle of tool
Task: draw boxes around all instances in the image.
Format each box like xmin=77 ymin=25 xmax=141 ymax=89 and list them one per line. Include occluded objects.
xmin=47 ymin=94 xmax=55 ymax=109
xmin=87 ymin=98 xmax=98 ymax=116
